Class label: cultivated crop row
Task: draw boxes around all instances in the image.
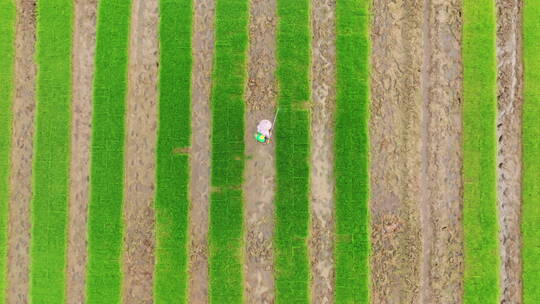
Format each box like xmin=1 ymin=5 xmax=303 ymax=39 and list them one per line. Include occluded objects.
xmin=462 ymin=0 xmax=499 ymax=302
xmin=154 ymin=0 xmax=192 ymax=303
xmin=0 ymin=2 xmax=15 ymax=303
xmin=209 ymin=0 xmax=248 ymax=302
xmin=334 ymin=0 xmax=370 ymax=302
xmin=88 ymin=1 xmax=131 ymax=303
xmin=32 ymin=1 xmax=73 ymax=302
xmin=275 ymin=0 xmax=311 ymax=302
xmin=522 ymin=1 xmax=540 ymax=303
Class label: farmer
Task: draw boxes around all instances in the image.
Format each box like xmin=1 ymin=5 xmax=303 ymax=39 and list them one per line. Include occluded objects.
xmin=255 ymin=119 xmax=272 ymax=143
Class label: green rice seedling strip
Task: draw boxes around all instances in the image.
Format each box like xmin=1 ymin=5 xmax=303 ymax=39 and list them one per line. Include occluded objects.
xmin=334 ymin=0 xmax=370 ymax=302
xmin=523 ymin=0 xmax=540 ymax=302
xmin=155 ymin=0 xmax=192 ymax=302
xmin=87 ymin=1 xmax=131 ymax=303
xmin=275 ymin=0 xmax=310 ymax=302
xmin=32 ymin=1 xmax=73 ymax=302
xmin=462 ymin=0 xmax=499 ymax=302
xmin=0 ymin=1 xmax=15 ymax=303
xmin=209 ymin=0 xmax=248 ymax=302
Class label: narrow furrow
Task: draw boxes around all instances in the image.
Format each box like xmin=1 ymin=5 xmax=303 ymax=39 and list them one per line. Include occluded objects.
xmin=496 ymin=0 xmax=523 ymax=302
xmin=308 ymin=0 xmax=336 ymax=302
xmin=7 ymin=1 xmax=37 ymax=302
xmin=122 ymin=0 xmax=159 ymax=302
xmin=370 ymin=0 xmax=423 ymax=302
xmin=421 ymin=0 xmax=464 ymax=302
xmin=188 ymin=0 xmax=215 ymax=303
xmin=243 ymin=0 xmax=277 ymax=301
xmin=66 ymin=1 xmax=97 ymax=303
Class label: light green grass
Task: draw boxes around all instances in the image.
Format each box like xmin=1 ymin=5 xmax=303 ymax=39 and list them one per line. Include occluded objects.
xmin=208 ymin=0 xmax=248 ymax=302
xmin=87 ymin=1 xmax=131 ymax=303
xmin=334 ymin=0 xmax=370 ymax=302
xmin=32 ymin=1 xmax=73 ymax=302
xmin=275 ymin=0 xmax=310 ymax=302
xmin=462 ymin=0 xmax=499 ymax=302
xmin=522 ymin=0 xmax=540 ymax=302
xmin=154 ymin=0 xmax=192 ymax=303
xmin=0 ymin=1 xmax=15 ymax=303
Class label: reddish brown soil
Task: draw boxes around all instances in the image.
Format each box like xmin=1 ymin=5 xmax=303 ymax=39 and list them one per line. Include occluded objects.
xmin=121 ymin=0 xmax=159 ymax=302
xmin=496 ymin=0 xmax=523 ymax=302
xmin=308 ymin=0 xmax=336 ymax=303
xmin=188 ymin=0 xmax=215 ymax=303
xmin=7 ymin=1 xmax=37 ymax=303
xmin=65 ymin=1 xmax=97 ymax=303
xmin=243 ymin=0 xmax=277 ymax=302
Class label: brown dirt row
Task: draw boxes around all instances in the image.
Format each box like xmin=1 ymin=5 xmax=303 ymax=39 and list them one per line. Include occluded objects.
xmin=243 ymin=0 xmax=277 ymax=302
xmin=65 ymin=0 xmax=97 ymax=303
xmin=370 ymin=0 xmax=423 ymax=302
xmin=188 ymin=0 xmax=215 ymax=303
xmin=7 ymin=0 xmax=37 ymax=303
xmin=308 ymin=0 xmax=336 ymax=303
xmin=121 ymin=0 xmax=159 ymax=302
xmin=496 ymin=0 xmax=523 ymax=302
xmin=421 ymin=0 xmax=464 ymax=302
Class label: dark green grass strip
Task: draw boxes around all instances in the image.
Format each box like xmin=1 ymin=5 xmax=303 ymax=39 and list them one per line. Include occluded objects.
xmin=155 ymin=0 xmax=192 ymax=303
xmin=334 ymin=0 xmax=369 ymax=303
xmin=523 ymin=0 xmax=540 ymax=302
xmin=0 ymin=1 xmax=15 ymax=303
xmin=87 ymin=1 xmax=131 ymax=303
xmin=32 ymin=1 xmax=73 ymax=302
xmin=209 ymin=0 xmax=248 ymax=302
xmin=275 ymin=0 xmax=310 ymax=302
xmin=462 ymin=0 xmax=499 ymax=302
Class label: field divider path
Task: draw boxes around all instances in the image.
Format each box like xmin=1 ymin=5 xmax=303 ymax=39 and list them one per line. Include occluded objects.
xmin=308 ymin=0 xmax=336 ymax=302
xmin=495 ymin=0 xmax=523 ymax=302
xmin=0 ymin=1 xmax=16 ymax=302
xmin=155 ymin=0 xmax=192 ymax=302
xmin=243 ymin=0 xmax=277 ymax=301
xmin=87 ymin=0 xmax=132 ymax=302
xmin=7 ymin=0 xmax=37 ymax=302
xmin=121 ymin=0 xmax=159 ymax=302
xmin=188 ymin=0 xmax=214 ymax=302
xmin=66 ymin=0 xmax=97 ymax=302
xmin=370 ymin=0 xmax=423 ymax=302
xmin=420 ymin=0 xmax=464 ymax=302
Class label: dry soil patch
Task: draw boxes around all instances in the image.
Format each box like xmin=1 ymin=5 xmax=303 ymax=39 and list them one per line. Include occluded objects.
xmin=121 ymin=0 xmax=159 ymax=302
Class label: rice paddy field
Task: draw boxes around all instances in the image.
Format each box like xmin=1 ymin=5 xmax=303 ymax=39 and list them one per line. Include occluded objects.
xmin=0 ymin=0 xmax=536 ymax=303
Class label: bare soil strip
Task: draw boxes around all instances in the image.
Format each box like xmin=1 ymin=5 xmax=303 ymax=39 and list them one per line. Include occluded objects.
xmin=122 ymin=0 xmax=159 ymax=302
xmin=309 ymin=0 xmax=336 ymax=303
xmin=188 ymin=0 xmax=214 ymax=302
xmin=243 ymin=0 xmax=277 ymax=302
xmin=421 ymin=0 xmax=464 ymax=302
xmin=370 ymin=0 xmax=423 ymax=302
xmin=7 ymin=1 xmax=37 ymax=303
xmin=496 ymin=0 xmax=523 ymax=302
xmin=65 ymin=1 xmax=97 ymax=303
